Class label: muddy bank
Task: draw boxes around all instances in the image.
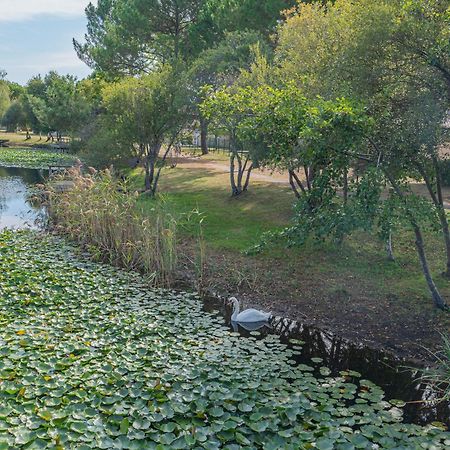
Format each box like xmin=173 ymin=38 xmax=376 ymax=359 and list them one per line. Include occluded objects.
xmin=199 ymin=294 xmax=450 ymax=427
xmin=177 ymin=248 xmax=449 ymax=365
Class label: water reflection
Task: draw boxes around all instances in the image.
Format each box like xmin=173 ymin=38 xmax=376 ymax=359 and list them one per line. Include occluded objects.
xmin=203 ymin=296 xmax=450 ymax=426
xmin=0 ymin=167 xmax=46 ymax=230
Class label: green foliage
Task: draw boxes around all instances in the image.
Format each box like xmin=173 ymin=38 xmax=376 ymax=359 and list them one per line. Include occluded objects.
xmin=0 ymin=229 xmax=448 ymax=448
xmin=74 ymin=0 xmax=294 ymax=77
xmin=74 ymin=0 xmax=206 ymax=75
xmin=193 ymin=0 xmax=298 ymax=59
xmin=1 ymin=101 xmax=26 ymax=132
xmin=202 ymin=83 xmax=369 ymax=171
xmin=188 ymin=31 xmax=267 ymax=103
xmin=80 ymin=118 xmax=132 ymax=169
xmin=28 ymin=72 xmax=90 ymax=138
xmin=4 ymin=81 xmax=26 ymax=100
xmin=0 ymin=148 xmax=79 ymax=169
xmin=100 ymin=65 xmax=188 ymax=192
xmin=0 ymin=81 xmax=10 ymax=119
xmin=102 ymin=66 xmax=187 ymax=151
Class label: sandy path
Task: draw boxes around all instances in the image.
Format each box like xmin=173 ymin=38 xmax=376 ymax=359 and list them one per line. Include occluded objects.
xmin=175 ymin=154 xmax=290 ymax=184
xmin=175 ymin=154 xmax=450 ymax=209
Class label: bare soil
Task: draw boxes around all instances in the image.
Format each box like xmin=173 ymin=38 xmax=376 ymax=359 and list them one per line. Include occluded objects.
xmin=195 ymin=248 xmax=449 ymax=364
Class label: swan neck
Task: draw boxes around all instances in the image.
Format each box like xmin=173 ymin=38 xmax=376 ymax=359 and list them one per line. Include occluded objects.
xmin=231 ymin=300 xmax=239 ymax=321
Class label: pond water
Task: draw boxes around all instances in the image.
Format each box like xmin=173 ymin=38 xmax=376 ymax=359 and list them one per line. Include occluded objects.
xmin=0 ymin=166 xmax=448 ymax=429
xmin=0 ymin=167 xmax=46 ymax=229
xmin=203 ymin=297 xmax=450 ymax=427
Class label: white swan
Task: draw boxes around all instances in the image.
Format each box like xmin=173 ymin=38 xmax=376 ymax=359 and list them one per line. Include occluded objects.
xmin=229 ymin=297 xmax=271 ymax=323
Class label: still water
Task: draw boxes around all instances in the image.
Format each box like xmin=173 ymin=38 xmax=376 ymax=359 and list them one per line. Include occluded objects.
xmin=0 ymin=167 xmax=45 ymax=229
xmin=203 ymin=296 xmax=450 ymax=426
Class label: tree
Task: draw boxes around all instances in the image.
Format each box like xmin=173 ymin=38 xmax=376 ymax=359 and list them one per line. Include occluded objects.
xmin=74 ymin=0 xmax=206 ymax=76
xmin=188 ymin=31 xmax=267 ymax=155
xmin=1 ymin=101 xmax=25 ymax=132
xmin=396 ymin=0 xmax=450 ymax=100
xmin=275 ymin=0 xmax=449 ymax=308
xmin=195 ymin=0 xmax=296 ymax=43
xmin=29 ymin=73 xmax=90 ymax=140
xmin=201 ymin=87 xmax=255 ymax=196
xmin=0 ymin=81 xmax=10 ymax=120
xmin=102 ymin=65 xmax=188 ymax=194
xmin=75 ymin=0 xmax=297 ymax=77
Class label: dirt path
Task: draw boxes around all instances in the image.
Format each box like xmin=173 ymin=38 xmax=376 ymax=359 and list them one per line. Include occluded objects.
xmin=176 ymin=153 xmax=450 ymax=209
xmin=176 ymin=154 xmax=290 ymax=184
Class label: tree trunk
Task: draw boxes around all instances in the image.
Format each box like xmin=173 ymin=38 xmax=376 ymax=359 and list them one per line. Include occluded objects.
xmin=243 ymin=163 xmax=253 ymax=192
xmin=230 ymin=153 xmax=239 ymax=196
xmin=144 ymin=144 xmax=159 ymax=193
xmin=288 ymin=170 xmax=301 ymax=199
xmin=386 ymin=231 xmax=395 ymax=261
xmin=144 ymin=157 xmax=154 ymax=192
xmin=413 ymin=224 xmax=448 ymax=310
xmin=200 ymin=117 xmax=208 ymax=155
xmin=385 ymin=169 xmax=447 ymax=310
xmin=417 ymin=159 xmax=450 ymax=277
xmin=230 ymin=151 xmax=252 ymax=196
xmin=152 ymin=143 xmax=173 ymax=196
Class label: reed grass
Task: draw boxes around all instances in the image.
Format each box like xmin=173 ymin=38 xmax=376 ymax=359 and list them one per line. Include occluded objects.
xmin=45 ymin=167 xmax=178 ymax=286
xmin=416 ymin=334 xmax=450 ymax=404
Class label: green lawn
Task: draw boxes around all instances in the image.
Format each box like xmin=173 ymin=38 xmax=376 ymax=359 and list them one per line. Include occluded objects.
xmin=0 ymin=131 xmax=47 ymax=147
xmin=127 ymin=162 xmax=449 ymax=359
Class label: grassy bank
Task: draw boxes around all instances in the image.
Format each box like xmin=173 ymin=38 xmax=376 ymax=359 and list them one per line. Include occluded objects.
xmin=0 ymin=131 xmax=48 ymax=148
xmin=128 ymin=159 xmax=450 ymax=359
xmin=0 ymin=230 xmax=448 ymax=448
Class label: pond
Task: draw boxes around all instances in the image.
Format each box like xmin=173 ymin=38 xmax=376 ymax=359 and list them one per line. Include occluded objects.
xmin=0 ymin=167 xmax=46 ymax=229
xmin=0 ymin=167 xmax=448 ymax=448
xmin=204 ymin=297 xmax=450 ymax=427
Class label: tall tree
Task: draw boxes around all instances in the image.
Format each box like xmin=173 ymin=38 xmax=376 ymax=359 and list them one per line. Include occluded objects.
xmin=102 ymin=65 xmax=188 ymax=194
xmin=74 ymin=0 xmax=206 ymax=76
xmin=275 ymin=0 xmax=449 ymax=307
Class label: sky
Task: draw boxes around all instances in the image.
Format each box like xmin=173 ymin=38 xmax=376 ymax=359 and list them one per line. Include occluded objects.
xmin=0 ymin=1 xmax=96 ymax=85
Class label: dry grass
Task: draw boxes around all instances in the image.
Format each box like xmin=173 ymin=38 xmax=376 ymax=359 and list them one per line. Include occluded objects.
xmin=44 ymin=167 xmax=179 ymax=286
xmin=0 ymin=130 xmax=47 ymax=147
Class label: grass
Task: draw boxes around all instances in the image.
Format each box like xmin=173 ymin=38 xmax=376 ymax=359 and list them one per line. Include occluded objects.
xmin=130 ymin=166 xmax=293 ymax=252
xmin=127 ymin=160 xmax=450 ymax=359
xmin=0 ymin=130 xmax=48 ymax=147
xmin=45 ymin=168 xmax=178 ymax=286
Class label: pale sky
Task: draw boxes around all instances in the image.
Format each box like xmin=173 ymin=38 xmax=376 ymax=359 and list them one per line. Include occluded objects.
xmin=0 ymin=1 xmax=96 ymax=84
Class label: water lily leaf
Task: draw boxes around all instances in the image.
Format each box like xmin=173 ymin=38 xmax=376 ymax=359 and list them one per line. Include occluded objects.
xmin=120 ymin=418 xmax=130 ymax=434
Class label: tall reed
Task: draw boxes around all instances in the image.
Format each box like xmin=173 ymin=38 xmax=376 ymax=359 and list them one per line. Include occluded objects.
xmin=419 ymin=334 xmax=450 ymax=403
xmin=46 ymin=167 xmax=178 ymax=286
